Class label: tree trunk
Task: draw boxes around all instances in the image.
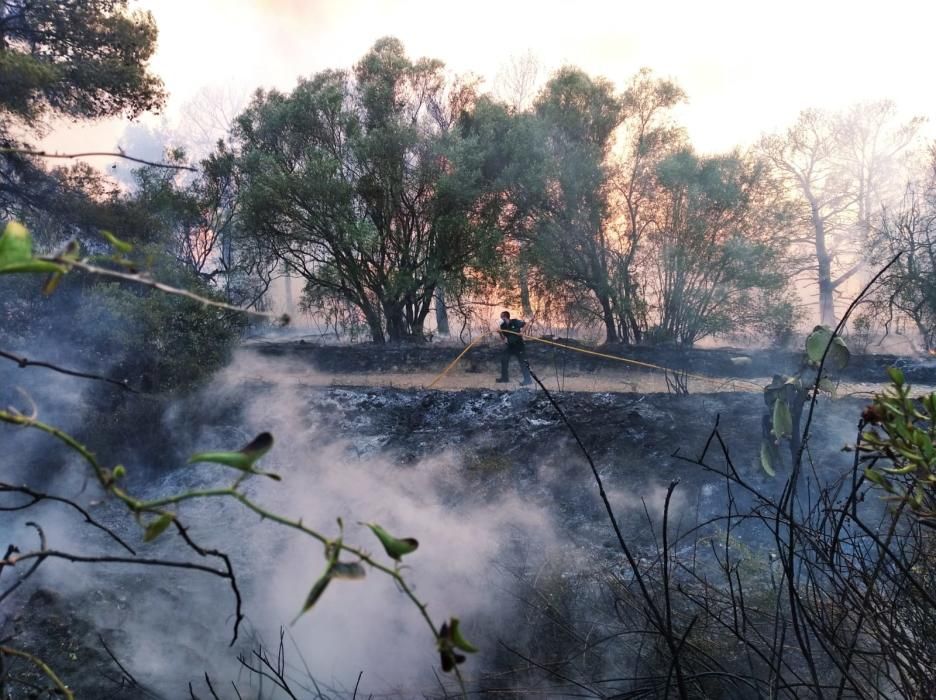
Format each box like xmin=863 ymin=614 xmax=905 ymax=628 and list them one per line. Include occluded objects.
xmin=383 ymin=301 xmax=409 ymax=343
xmin=519 ymin=258 xmax=533 ymax=317
xmin=816 ymin=234 xmax=836 ymax=326
xmin=434 ymin=286 xmax=450 ymax=336
xmin=283 ymin=273 xmax=295 ymax=316
xmin=363 ymin=306 xmax=385 ymax=344
xmin=598 ymin=293 xmax=618 ymax=343
xmin=812 ymin=198 xmax=836 ymax=326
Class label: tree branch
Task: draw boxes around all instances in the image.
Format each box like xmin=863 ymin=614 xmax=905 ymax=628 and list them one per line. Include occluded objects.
xmin=0 ymin=349 xmax=139 ymax=394
xmin=0 ymin=147 xmax=198 ymax=172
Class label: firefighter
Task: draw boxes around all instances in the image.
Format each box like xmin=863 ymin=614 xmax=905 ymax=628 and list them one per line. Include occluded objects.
xmin=496 ymin=310 xmax=533 ymax=386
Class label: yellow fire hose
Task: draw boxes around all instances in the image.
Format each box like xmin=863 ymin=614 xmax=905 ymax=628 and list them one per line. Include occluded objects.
xmin=428 ymin=330 xmax=764 ymax=392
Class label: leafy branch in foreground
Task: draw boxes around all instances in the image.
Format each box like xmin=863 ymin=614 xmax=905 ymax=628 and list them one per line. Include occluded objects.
xmin=860 ymin=369 xmax=936 ymax=520
xmin=1 ymin=219 xmax=475 ymax=694
xmin=0 ymin=408 xmax=475 ymax=686
xmin=0 ymin=219 xmax=289 ymax=324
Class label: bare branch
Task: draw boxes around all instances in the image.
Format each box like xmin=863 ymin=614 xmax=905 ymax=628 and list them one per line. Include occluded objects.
xmin=0 ymin=349 xmax=139 ymax=393
xmin=0 ymin=147 xmax=198 ymax=172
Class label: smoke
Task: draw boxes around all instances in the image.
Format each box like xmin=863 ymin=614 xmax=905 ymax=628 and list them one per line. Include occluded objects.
xmin=12 ymin=350 xmax=573 ymax=697
xmin=2 ymin=336 xmax=879 ymax=698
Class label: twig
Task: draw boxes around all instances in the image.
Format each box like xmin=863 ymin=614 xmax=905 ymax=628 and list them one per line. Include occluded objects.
xmin=43 ymin=258 xmax=288 ymax=324
xmin=352 ymin=670 xmax=363 ymax=699
xmin=526 ymin=368 xmax=674 ymax=667
xmin=172 ymin=521 xmax=243 ymax=645
xmin=0 ymin=646 xmax=74 ymax=700
xmin=0 ymin=483 xmax=136 ymax=554
xmin=0 ymin=349 xmax=139 ymax=393
xmin=0 ymin=147 xmax=198 ymax=172
xmin=204 ymin=672 xmax=221 ymax=700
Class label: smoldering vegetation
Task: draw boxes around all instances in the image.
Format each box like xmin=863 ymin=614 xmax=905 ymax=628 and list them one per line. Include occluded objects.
xmin=2 ymin=346 xmax=897 ymax=698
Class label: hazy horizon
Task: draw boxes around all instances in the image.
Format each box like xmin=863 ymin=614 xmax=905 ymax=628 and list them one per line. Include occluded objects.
xmin=39 ymin=0 xmax=936 ymax=165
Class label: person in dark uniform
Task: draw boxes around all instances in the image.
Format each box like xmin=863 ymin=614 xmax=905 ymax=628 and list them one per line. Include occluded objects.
xmin=496 ymin=311 xmax=533 ymax=385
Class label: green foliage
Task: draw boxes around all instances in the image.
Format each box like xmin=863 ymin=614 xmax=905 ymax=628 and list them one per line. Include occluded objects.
xmin=73 ymin=266 xmax=246 ymax=392
xmin=142 ymin=512 xmax=174 ymax=542
xmin=0 ymin=0 xmax=164 ymax=123
xmin=0 ymin=221 xmax=66 ymax=274
xmin=100 ymin=230 xmax=133 ymax=254
xmin=760 ymin=327 xmax=849 ymax=475
xmin=526 ymin=68 xmax=626 ymax=341
xmin=189 ymin=432 xmax=280 ymax=480
xmin=295 ymin=537 xmax=344 ymax=622
xmin=365 ymin=523 xmax=419 ymax=561
xmin=0 ymin=222 xmax=247 ymax=393
xmin=805 ymin=325 xmax=850 ymax=370
xmin=771 ymin=397 xmax=793 ymax=440
xmin=648 ymin=150 xmax=794 ymax=345
xmin=861 ymin=372 xmax=936 ymax=518
xmin=438 ymin=617 xmax=479 ymax=672
xmin=233 ymin=38 xmax=509 ymax=342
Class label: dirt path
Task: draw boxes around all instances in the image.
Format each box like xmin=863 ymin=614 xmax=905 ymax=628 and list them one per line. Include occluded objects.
xmin=237 ymin=364 xmax=925 ymax=397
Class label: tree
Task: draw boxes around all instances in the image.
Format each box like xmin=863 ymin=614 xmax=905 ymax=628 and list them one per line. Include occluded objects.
xmin=0 ymin=0 xmax=165 ymax=226
xmin=762 ymin=104 xmax=922 ymax=326
xmin=529 ymin=67 xmax=625 ymax=342
xmin=867 ymin=156 xmax=936 ymax=351
xmin=493 ymin=50 xmax=542 ymax=114
xmin=493 ymin=51 xmax=544 ymax=317
xmin=233 ymin=38 xmax=508 ymax=343
xmin=0 ymin=0 xmax=163 ymax=124
xmin=608 ymin=68 xmax=686 ymax=343
xmin=646 ymin=149 xmax=792 ymax=344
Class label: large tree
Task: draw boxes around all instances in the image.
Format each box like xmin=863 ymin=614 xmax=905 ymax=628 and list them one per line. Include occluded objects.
xmin=233 ymin=38 xmax=511 ymax=342
xmin=761 ymin=103 xmax=922 ymax=325
xmin=529 ymin=66 xmax=625 ymax=342
xmin=646 ymin=149 xmax=793 ymax=344
xmin=608 ymin=68 xmax=686 ymax=343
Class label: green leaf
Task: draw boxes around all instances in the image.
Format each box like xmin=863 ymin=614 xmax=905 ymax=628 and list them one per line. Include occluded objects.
xmin=188 ymin=450 xmax=252 ymax=470
xmin=240 ymin=432 xmax=274 ymax=462
xmin=805 ymin=326 xmax=850 ymax=370
xmin=294 ymin=569 xmax=333 ymax=621
xmin=760 ymin=440 xmax=776 ymax=477
xmin=188 ymin=432 xmax=279 ymax=479
xmin=772 ymin=398 xmax=793 ymax=440
xmin=366 ymin=523 xmax=419 ymax=561
xmin=829 ymin=336 xmax=850 ymax=370
xmin=448 ymin=618 xmax=479 ymax=653
xmin=101 ymin=229 xmax=133 ymax=254
xmin=887 ymin=367 xmax=905 ymax=386
xmin=0 ymin=221 xmax=70 ymax=275
xmin=143 ymin=513 xmax=174 ymax=542
xmin=863 ymin=467 xmax=889 ymax=489
xmin=42 ymin=240 xmax=79 ymax=294
xmin=293 ymin=540 xmax=342 ymax=623
xmin=0 ymin=259 xmax=68 ymax=274
xmin=0 ymin=220 xmax=32 ymax=265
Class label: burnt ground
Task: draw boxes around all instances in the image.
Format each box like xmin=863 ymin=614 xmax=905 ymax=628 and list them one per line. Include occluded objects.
xmin=301 ymin=384 xmax=863 ymax=541
xmin=2 ymin=344 xmax=876 ymax=698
